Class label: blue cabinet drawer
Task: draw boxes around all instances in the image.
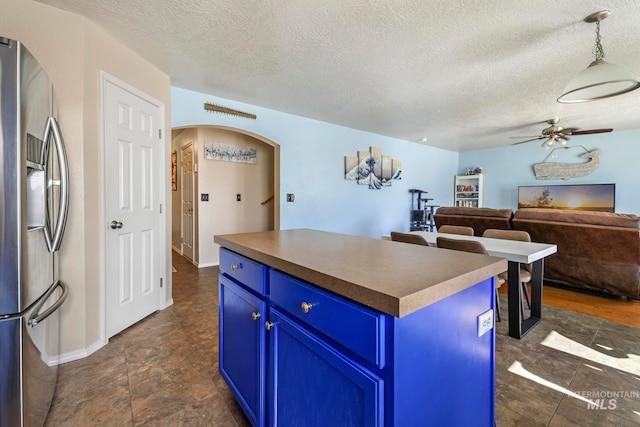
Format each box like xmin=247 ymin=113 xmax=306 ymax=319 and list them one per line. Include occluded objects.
xmin=270 ymin=270 xmax=385 ymax=368
xmin=220 ymin=248 xmax=268 ymax=296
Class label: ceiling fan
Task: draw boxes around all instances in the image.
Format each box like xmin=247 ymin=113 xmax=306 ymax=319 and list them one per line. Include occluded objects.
xmin=511 ymin=118 xmax=613 ymax=148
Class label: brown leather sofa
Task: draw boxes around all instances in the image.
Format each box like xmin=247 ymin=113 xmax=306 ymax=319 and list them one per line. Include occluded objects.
xmin=512 ymin=208 xmax=640 ymax=299
xmin=433 ymin=206 xmax=640 ymax=299
xmin=433 ymin=206 xmax=513 ymax=236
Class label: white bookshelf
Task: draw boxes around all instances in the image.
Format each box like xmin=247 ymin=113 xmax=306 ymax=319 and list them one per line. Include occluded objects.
xmin=454 ymin=174 xmax=483 ymax=207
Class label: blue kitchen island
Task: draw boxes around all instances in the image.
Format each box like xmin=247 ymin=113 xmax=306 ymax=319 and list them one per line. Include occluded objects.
xmin=214 ymin=229 xmax=507 ymax=427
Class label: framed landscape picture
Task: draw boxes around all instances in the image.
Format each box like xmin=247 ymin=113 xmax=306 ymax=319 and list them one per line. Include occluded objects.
xmin=518 ymin=183 xmax=615 ymax=212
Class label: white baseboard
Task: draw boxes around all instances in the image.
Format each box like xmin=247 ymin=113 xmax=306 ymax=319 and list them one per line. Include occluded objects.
xmin=58 ymin=339 xmax=107 ymax=365
xmin=57 ymin=298 xmax=176 ymax=365
xmin=196 ymin=261 xmax=219 ymax=268
xmin=172 ymin=245 xmax=182 ymax=255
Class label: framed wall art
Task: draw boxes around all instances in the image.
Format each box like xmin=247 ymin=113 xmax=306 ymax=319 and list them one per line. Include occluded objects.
xmin=518 ymin=183 xmax=615 ymax=212
xmin=344 ymin=146 xmax=401 ymax=190
xmin=204 ymin=140 xmax=257 ymax=163
xmin=171 ymin=150 xmax=177 ymax=191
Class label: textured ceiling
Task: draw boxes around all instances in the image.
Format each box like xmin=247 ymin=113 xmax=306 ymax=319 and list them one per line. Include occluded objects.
xmin=38 ymin=0 xmax=640 ymax=151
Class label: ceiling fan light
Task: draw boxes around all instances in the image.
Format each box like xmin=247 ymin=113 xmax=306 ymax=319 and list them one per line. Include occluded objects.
xmin=542 ymin=138 xmax=554 ymax=148
xmin=557 ymin=59 xmax=640 ymax=103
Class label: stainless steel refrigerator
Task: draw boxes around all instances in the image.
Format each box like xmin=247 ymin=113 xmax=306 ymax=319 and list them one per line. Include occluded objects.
xmin=0 ymin=37 xmax=70 ymax=427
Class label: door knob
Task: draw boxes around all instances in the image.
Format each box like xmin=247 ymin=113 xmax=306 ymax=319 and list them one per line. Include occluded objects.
xmin=110 ymin=220 xmax=123 ymax=229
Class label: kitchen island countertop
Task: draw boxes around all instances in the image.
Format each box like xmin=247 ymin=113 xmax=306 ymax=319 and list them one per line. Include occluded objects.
xmin=214 ymin=228 xmax=507 ymax=317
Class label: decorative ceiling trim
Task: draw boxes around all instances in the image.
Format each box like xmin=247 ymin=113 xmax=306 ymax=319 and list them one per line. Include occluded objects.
xmin=204 ymin=102 xmax=256 ymax=120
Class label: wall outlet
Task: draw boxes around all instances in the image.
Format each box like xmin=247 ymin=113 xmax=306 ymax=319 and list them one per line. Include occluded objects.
xmin=287 ymin=193 xmax=295 ymax=202
xmin=236 ymin=194 xmax=241 ymax=202
xmin=477 ymin=309 xmax=494 ymax=337
xmin=201 ymin=193 xmax=209 ymax=202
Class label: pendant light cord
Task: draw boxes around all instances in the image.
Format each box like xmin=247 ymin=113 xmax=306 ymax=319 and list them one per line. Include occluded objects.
xmin=593 ymin=20 xmax=605 ymax=61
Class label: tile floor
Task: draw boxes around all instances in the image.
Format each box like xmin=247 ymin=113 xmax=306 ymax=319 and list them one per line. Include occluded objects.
xmin=45 ymin=253 xmax=640 ymax=426
xmin=45 ymin=253 xmax=250 ymax=426
xmin=494 ymin=303 xmax=640 ymax=426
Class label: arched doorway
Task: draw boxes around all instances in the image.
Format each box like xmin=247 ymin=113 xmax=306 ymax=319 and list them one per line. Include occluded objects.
xmin=171 ymin=125 xmax=280 ymax=266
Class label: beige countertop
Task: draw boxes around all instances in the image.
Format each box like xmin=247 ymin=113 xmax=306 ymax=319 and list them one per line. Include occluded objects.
xmin=214 ymin=228 xmax=508 ymax=318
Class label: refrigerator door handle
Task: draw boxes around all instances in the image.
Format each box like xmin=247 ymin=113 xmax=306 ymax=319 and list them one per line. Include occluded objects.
xmin=42 ymin=116 xmax=70 ymax=252
xmin=28 ymin=281 xmax=68 ymax=328
xmin=0 ymin=293 xmax=42 ymax=323
xmin=0 ymin=312 xmax=22 ymax=322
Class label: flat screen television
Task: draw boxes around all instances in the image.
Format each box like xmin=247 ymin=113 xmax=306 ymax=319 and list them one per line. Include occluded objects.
xmin=518 ymin=183 xmax=615 ymax=213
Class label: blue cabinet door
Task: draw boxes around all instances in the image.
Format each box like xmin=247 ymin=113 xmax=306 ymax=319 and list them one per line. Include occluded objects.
xmin=268 ymin=308 xmax=383 ymax=427
xmin=219 ymin=275 xmax=266 ymax=427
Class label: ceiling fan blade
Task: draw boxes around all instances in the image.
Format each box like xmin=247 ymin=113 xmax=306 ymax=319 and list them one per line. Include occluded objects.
xmin=557 ymin=127 xmax=579 ymax=135
xmin=509 ymin=135 xmax=543 ymax=139
xmin=566 ymin=128 xmax=613 ymax=136
xmin=511 ymin=136 xmax=546 ymax=145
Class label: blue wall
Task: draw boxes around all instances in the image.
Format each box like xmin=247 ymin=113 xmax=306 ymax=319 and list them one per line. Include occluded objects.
xmin=459 ymin=129 xmax=640 ymax=215
xmin=172 ymin=87 xmax=459 ymax=238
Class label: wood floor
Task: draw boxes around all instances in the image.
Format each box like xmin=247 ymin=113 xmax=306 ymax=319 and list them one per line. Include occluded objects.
xmin=499 ymin=283 xmax=640 ymax=328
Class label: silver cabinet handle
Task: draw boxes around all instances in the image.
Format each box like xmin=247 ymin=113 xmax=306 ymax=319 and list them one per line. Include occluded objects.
xmin=301 ymin=302 xmax=313 ymax=313
xmin=231 ymin=263 xmax=242 ymax=271
xmin=42 ymin=117 xmax=69 ymax=252
xmin=252 ymin=311 xmax=261 ymax=321
xmin=110 ymin=221 xmax=123 ymax=229
xmin=265 ymin=321 xmax=275 ymax=331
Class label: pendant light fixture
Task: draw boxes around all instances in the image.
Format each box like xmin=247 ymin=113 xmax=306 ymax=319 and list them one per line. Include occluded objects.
xmin=557 ymin=10 xmax=640 ymax=103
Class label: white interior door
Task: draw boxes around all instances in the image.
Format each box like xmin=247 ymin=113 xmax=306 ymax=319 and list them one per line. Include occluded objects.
xmin=104 ymin=74 xmax=163 ymax=338
xmin=181 ymin=143 xmax=194 ymax=261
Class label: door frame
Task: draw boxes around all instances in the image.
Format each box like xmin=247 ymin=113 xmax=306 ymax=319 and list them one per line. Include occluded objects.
xmin=180 ymin=141 xmax=195 ymax=261
xmin=99 ymin=71 xmax=168 ymax=344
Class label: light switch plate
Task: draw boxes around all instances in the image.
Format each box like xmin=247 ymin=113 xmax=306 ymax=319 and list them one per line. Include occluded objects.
xmin=477 ymin=309 xmax=494 ymax=337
